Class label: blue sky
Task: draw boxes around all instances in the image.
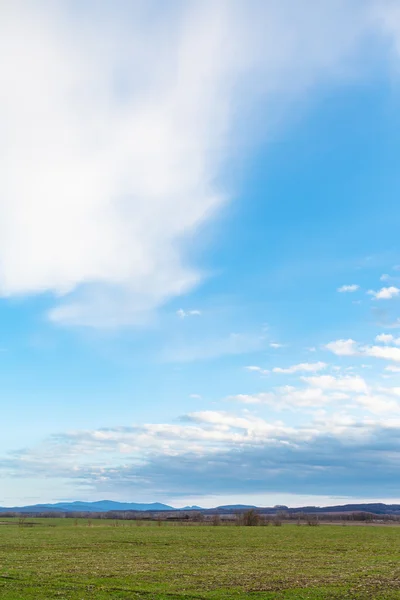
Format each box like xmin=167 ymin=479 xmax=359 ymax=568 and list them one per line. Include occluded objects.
xmin=2 ymin=0 xmax=400 ymax=507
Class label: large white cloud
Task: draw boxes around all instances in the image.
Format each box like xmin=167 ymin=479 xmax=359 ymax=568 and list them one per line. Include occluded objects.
xmin=4 ymin=407 xmax=400 ymax=498
xmin=0 ymin=0 xmax=386 ymax=326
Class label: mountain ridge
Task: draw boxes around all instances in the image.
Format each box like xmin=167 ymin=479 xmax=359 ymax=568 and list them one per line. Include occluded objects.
xmin=2 ymin=500 xmax=400 ymax=515
xmin=0 ymin=500 xmax=175 ymax=513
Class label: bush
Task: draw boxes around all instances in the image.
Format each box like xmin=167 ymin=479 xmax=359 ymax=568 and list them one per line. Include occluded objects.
xmin=191 ymin=512 xmax=205 ymax=523
xmin=243 ymin=509 xmax=260 ymax=526
xmin=211 ymin=514 xmax=221 ymax=526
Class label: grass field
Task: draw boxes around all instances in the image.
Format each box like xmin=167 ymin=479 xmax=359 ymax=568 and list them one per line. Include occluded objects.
xmin=1 ymin=519 xmax=400 ymax=599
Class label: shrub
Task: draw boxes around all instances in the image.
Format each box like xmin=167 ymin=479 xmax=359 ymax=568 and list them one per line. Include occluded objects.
xmin=306 ymin=515 xmax=319 ymax=526
xmin=211 ymin=514 xmax=221 ymax=526
xmin=243 ymin=509 xmax=260 ymax=526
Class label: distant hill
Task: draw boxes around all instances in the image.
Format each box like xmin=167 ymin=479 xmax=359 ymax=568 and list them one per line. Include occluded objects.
xmin=291 ymin=503 xmax=400 ymax=515
xmin=0 ymin=500 xmax=175 ymax=513
xmin=216 ymin=504 xmax=257 ymax=510
xmin=2 ymin=500 xmax=400 ymax=515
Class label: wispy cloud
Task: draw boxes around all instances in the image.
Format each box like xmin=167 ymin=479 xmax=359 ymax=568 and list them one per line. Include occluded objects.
xmin=273 ymin=361 xmax=327 ymax=374
xmin=302 ymin=374 xmax=368 ymax=393
xmin=245 ymin=365 xmax=269 ymax=375
xmin=337 ymin=284 xmax=359 ymax=293
xmin=385 ymin=365 xmax=400 ymax=373
xmin=326 ymin=337 xmax=400 ymax=363
xmin=0 ymin=0 xmax=389 ymax=327
xmin=176 ymin=309 xmax=201 ymax=319
xmin=376 ymin=333 xmax=400 ymax=345
xmin=162 ymin=332 xmax=265 ymax=363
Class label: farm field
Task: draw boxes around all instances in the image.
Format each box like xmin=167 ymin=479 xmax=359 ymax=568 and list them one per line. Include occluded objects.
xmin=0 ymin=519 xmax=400 ymax=599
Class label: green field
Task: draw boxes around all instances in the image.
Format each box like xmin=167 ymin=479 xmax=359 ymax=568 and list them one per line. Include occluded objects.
xmin=1 ymin=519 xmax=400 ymax=599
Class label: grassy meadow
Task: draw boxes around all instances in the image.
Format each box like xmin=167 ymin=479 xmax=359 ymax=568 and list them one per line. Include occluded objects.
xmin=0 ymin=518 xmax=400 ymax=599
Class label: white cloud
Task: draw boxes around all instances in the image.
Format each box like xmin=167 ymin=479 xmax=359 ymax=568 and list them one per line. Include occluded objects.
xmin=269 ymin=342 xmax=284 ymax=349
xmin=0 ymin=1 xmax=388 ymax=326
xmin=177 ymin=309 xmax=201 ymax=319
xmin=273 ymin=361 xmax=327 ymax=374
xmin=189 ymin=394 xmax=202 ymax=399
xmin=376 ymin=333 xmax=395 ymax=344
xmin=245 ymin=365 xmax=269 ymax=375
xmin=368 ymin=286 xmax=400 ymax=300
xmin=277 ymin=386 xmax=332 ymax=407
xmin=231 ymin=393 xmax=272 ymax=405
xmin=8 ymin=409 xmax=400 ymax=499
xmin=385 ymin=365 xmax=400 ymax=373
xmin=325 ymin=339 xmax=358 ymax=356
xmin=363 ymin=345 xmax=400 ymax=363
xmin=232 ymin=375 xmax=400 ymax=412
xmin=355 ymin=394 xmax=400 ymax=415
xmin=327 ymin=336 xmax=400 ymax=363
xmin=185 ymin=410 xmax=284 ymax=435
xmin=386 ymin=387 xmax=400 ymax=397
xmin=230 ymin=388 xmax=330 ymax=408
xmin=231 ymin=384 xmax=349 ymax=409
xmin=303 ymin=374 xmax=368 ymax=393
xmin=375 ymin=333 xmax=400 ymax=345
xmin=337 ymin=284 xmax=359 ymax=293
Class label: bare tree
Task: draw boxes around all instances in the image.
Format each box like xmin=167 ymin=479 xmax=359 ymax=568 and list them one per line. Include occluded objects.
xmin=242 ymin=509 xmax=260 ymax=526
xmin=211 ymin=514 xmax=221 ymax=526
